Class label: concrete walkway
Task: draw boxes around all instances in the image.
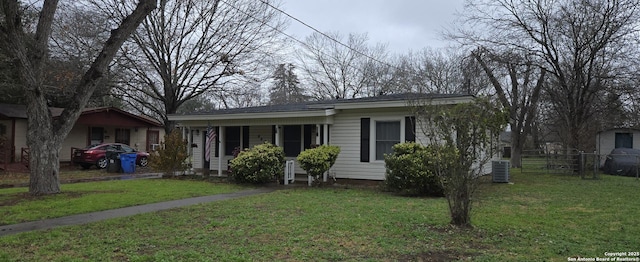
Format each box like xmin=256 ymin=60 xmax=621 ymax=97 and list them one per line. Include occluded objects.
xmin=0 ymin=187 xmax=278 ymax=237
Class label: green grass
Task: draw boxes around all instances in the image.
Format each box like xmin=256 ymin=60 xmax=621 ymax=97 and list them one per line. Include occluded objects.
xmin=0 ymin=172 xmax=639 ymax=261
xmin=0 ymin=168 xmax=141 ymax=186
xmin=0 ymin=179 xmax=247 ymax=225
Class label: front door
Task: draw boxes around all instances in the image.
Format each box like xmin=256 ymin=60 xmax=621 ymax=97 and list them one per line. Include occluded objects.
xmin=147 ymin=130 xmax=160 ymax=152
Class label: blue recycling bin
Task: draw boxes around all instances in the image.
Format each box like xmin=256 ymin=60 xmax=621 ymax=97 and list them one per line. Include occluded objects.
xmin=120 ymin=153 xmax=137 ymax=173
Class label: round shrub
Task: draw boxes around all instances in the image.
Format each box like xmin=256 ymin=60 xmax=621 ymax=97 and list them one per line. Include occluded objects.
xmin=383 ymin=142 xmax=445 ymax=196
xmin=229 ymin=142 xmax=285 ymax=184
xmin=297 ymin=145 xmax=341 ymax=178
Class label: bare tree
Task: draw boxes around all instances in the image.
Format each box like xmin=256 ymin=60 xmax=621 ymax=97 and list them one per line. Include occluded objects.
xmin=0 ymin=0 xmax=156 ymax=195
xmin=99 ymin=0 xmax=286 ymax=133
xmin=296 ymin=32 xmax=389 ymax=99
xmin=472 ymin=48 xmax=545 ymax=167
xmin=47 ymin=2 xmax=119 ymax=107
xmin=393 ymin=48 xmax=490 ymax=96
xmin=458 ymin=0 xmax=640 ymax=151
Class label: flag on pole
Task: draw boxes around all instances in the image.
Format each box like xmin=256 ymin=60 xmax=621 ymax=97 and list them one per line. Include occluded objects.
xmin=205 ymin=126 xmax=216 ymax=162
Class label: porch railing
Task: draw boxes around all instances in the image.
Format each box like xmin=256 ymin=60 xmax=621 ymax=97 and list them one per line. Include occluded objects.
xmin=21 ymin=147 xmax=30 ymax=168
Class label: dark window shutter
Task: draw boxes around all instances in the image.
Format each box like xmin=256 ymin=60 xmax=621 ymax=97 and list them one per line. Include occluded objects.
xmin=405 ymin=116 xmax=416 ymax=142
xmin=271 ymin=125 xmax=276 ymax=144
xmin=319 ymin=125 xmax=324 ymax=145
xmin=360 ymin=118 xmax=370 ymax=162
xmin=214 ymin=127 xmax=220 ymax=157
xmin=242 ymin=126 xmax=250 ymax=149
xmin=303 ymin=125 xmax=313 ymax=149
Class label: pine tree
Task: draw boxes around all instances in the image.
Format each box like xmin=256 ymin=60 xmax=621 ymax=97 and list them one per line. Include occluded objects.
xmin=269 ymin=63 xmax=307 ymax=104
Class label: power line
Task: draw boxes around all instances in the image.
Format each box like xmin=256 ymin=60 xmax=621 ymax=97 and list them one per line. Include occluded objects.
xmin=257 ymin=0 xmax=396 ymax=68
xmin=217 ymin=0 xmax=318 ymax=59
xmin=218 ymin=0 xmax=396 ymax=70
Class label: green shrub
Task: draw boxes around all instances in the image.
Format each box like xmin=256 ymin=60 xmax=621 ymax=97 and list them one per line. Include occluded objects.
xmin=149 ymin=131 xmax=189 ymax=177
xmin=383 ymin=142 xmax=447 ymax=196
xmin=229 ymin=142 xmax=285 ymax=184
xmin=297 ymin=145 xmax=341 ymax=183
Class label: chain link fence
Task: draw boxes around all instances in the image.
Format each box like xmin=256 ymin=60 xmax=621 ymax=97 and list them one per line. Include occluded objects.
xmin=519 ymin=149 xmax=604 ymax=179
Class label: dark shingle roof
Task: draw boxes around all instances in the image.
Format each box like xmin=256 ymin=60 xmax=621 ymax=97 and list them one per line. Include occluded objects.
xmin=0 ymin=104 xmax=67 ymax=118
xmin=0 ymin=104 xmax=161 ymax=126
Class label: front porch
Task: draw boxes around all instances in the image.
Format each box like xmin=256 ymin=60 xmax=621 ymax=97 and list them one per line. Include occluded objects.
xmin=180 ymin=121 xmax=333 ymax=177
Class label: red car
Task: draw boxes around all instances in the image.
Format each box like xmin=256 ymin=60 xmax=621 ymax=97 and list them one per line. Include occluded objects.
xmin=72 ymin=143 xmax=150 ymax=169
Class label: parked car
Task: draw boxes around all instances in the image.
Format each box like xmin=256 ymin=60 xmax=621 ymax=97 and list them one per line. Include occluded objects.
xmin=601 ymin=148 xmax=640 ymax=177
xmin=72 ymin=143 xmax=150 ymax=169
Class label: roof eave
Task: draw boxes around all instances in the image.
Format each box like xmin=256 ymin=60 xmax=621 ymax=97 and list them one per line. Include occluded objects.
xmin=334 ymin=95 xmax=474 ymax=110
xmin=168 ymin=109 xmax=336 ymax=121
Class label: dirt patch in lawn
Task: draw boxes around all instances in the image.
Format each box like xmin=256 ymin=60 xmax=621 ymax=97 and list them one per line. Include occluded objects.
xmin=397 ymin=250 xmax=480 ymax=261
xmin=0 ymin=190 xmax=122 ymax=207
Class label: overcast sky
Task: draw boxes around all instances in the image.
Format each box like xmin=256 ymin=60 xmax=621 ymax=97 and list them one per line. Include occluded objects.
xmin=281 ymin=0 xmax=466 ymax=55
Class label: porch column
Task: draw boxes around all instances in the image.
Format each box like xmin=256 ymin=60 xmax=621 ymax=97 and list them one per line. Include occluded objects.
xmin=218 ymin=126 xmax=224 ymax=176
xmin=274 ymin=125 xmax=281 ymax=147
xmin=187 ymin=127 xmax=192 ymax=156
xmin=316 ymin=124 xmax=321 ymax=145
xmin=323 ymin=124 xmax=329 ymax=145
xmin=323 ymin=124 xmax=329 ymax=182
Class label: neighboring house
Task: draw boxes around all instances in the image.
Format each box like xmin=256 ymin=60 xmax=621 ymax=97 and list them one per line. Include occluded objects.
xmin=0 ymin=104 xmax=164 ymax=164
xmin=168 ymin=93 xmax=475 ymax=181
xmin=596 ymin=127 xmax=640 ymax=165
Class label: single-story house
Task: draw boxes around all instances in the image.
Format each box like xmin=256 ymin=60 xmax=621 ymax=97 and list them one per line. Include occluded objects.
xmin=0 ymin=104 xmax=165 ymax=164
xmin=168 ymin=93 xmax=478 ymax=181
xmin=596 ymin=127 xmax=640 ymax=165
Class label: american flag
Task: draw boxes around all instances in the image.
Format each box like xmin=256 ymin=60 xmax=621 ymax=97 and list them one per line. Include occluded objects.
xmin=205 ymin=127 xmax=216 ymax=162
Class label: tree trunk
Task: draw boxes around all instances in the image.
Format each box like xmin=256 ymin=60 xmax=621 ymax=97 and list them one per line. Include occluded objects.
xmin=448 ymin=186 xmax=473 ymax=228
xmin=27 ymin=138 xmax=61 ymax=195
xmin=510 ymin=131 xmax=523 ymax=168
xmin=0 ymin=0 xmax=158 ymax=196
xmin=26 ymin=98 xmax=62 ymax=195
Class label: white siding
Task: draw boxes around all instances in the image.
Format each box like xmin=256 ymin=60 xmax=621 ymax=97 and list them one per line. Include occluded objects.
xmin=61 ymin=125 xmax=89 ymax=161
xmin=14 ymin=120 xmax=28 ymax=162
xmin=331 ymin=107 xmax=414 ymax=180
xmin=192 ymin=131 xmax=203 ymax=169
xmin=249 ymin=125 xmax=273 ymax=148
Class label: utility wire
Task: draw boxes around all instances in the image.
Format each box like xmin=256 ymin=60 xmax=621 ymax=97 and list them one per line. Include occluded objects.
xmin=217 ymin=0 xmax=319 ymax=59
xmin=257 ymin=0 xmax=396 ymax=68
xmin=219 ymin=0 xmax=397 ymax=70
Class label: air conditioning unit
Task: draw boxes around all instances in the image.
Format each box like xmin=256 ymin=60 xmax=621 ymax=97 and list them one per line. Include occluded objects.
xmin=492 ymin=160 xmax=510 ymax=183
xmin=151 ymin=144 xmax=160 ymax=151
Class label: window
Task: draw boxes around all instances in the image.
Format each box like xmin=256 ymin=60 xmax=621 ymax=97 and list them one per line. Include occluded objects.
xmin=90 ymin=127 xmax=104 ymax=145
xmin=115 ymin=128 xmax=130 ymax=145
xmin=283 ymin=125 xmax=302 ymax=157
xmin=375 ymin=121 xmax=400 ymax=160
xmin=225 ymin=126 xmax=241 ymax=155
xmin=615 ymin=133 xmax=633 ymax=148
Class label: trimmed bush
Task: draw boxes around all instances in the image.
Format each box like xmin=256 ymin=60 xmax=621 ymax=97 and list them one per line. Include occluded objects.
xmin=383 ymin=142 xmax=446 ymax=196
xmin=149 ymin=131 xmax=189 ymax=177
xmin=297 ymin=145 xmax=340 ymax=183
xmin=229 ymin=142 xmax=285 ymax=184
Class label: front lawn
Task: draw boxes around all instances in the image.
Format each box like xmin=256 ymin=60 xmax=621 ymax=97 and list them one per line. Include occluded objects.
xmin=0 ymin=179 xmax=247 ymax=225
xmin=0 ymin=171 xmax=638 ymax=261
